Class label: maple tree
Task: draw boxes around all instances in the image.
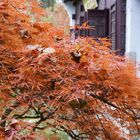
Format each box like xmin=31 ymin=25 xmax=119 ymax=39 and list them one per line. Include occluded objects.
xmin=0 ymin=0 xmax=140 ymax=139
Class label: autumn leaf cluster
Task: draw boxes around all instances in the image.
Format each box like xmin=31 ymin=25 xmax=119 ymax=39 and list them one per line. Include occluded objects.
xmin=0 ymin=0 xmax=140 ymax=140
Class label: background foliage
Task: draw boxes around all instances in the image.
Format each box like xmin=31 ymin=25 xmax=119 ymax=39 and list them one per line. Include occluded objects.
xmin=40 ymin=0 xmax=56 ymax=10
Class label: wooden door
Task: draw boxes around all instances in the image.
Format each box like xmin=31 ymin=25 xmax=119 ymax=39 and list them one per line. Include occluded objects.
xmin=109 ymin=4 xmax=116 ymax=51
xmin=87 ymin=10 xmax=109 ymax=38
xmin=109 ymin=0 xmax=126 ymax=55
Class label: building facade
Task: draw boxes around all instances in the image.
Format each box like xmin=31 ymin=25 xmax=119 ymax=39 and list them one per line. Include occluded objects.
xmin=63 ymin=0 xmax=140 ymax=66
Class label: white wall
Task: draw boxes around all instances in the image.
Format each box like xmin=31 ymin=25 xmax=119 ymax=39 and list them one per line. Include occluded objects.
xmin=98 ymin=0 xmax=116 ymax=9
xmin=63 ymin=1 xmax=75 ymax=26
xmin=126 ymin=0 xmax=140 ymax=63
xmin=126 ymin=0 xmax=140 ymax=76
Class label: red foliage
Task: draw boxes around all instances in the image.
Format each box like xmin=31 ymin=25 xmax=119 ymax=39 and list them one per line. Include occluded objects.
xmin=0 ymin=0 xmax=140 ymax=139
